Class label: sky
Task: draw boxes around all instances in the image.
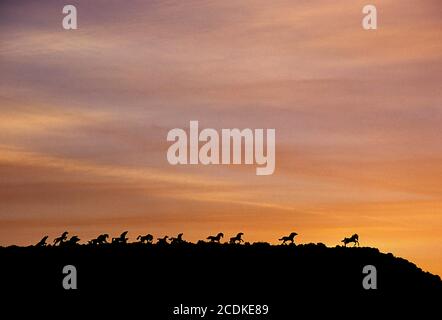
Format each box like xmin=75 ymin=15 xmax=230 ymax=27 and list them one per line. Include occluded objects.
xmin=0 ymin=0 xmax=441 ymax=275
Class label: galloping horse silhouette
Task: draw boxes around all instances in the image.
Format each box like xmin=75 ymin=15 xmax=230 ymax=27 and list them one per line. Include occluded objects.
xmin=62 ymin=235 xmax=80 ymax=247
xmin=157 ymin=236 xmax=169 ymax=245
xmin=229 ymin=232 xmax=244 ymax=244
xmin=137 ymin=234 xmax=154 ymax=244
xmin=279 ymin=232 xmax=298 ymax=244
xmin=88 ymin=234 xmax=109 ymax=245
xmin=170 ymin=233 xmax=184 ymax=244
xmin=341 ymin=234 xmax=359 ymax=247
xmin=207 ymin=233 xmax=224 ymax=243
xmin=112 ymin=231 xmax=129 ymax=244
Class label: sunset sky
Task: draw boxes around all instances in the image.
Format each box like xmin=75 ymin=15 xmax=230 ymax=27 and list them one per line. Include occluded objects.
xmin=1 ymin=0 xmax=441 ymax=275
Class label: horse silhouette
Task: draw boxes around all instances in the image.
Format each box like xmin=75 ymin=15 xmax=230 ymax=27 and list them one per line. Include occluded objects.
xmin=229 ymin=232 xmax=244 ymax=244
xmin=279 ymin=232 xmax=298 ymax=244
xmin=35 ymin=236 xmax=48 ymax=247
xmin=157 ymin=236 xmax=169 ymax=245
xmin=207 ymin=233 xmax=224 ymax=243
xmin=170 ymin=233 xmax=184 ymax=244
xmin=88 ymin=234 xmax=109 ymax=245
xmin=61 ymin=235 xmax=80 ymax=247
xmin=341 ymin=234 xmax=359 ymax=247
xmin=112 ymin=231 xmax=129 ymax=244
xmin=137 ymin=234 xmax=154 ymax=244
xmin=53 ymin=231 xmax=69 ymax=246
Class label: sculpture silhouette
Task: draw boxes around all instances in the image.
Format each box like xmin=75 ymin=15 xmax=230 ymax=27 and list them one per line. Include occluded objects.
xmin=23 ymin=229 xmax=371 ymax=250
xmin=170 ymin=233 xmax=184 ymax=244
xmin=137 ymin=234 xmax=154 ymax=244
xmin=112 ymin=231 xmax=129 ymax=244
xmin=229 ymin=232 xmax=244 ymax=244
xmin=157 ymin=236 xmax=169 ymax=245
xmin=88 ymin=234 xmax=109 ymax=245
xmin=53 ymin=231 xmax=69 ymax=246
xmin=341 ymin=234 xmax=359 ymax=247
xmin=35 ymin=236 xmax=49 ymax=247
xmin=279 ymin=232 xmax=298 ymax=244
xmin=207 ymin=232 xmax=224 ymax=243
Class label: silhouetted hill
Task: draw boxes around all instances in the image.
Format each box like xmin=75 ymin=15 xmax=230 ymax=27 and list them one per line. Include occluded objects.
xmin=1 ymin=243 xmax=440 ymax=317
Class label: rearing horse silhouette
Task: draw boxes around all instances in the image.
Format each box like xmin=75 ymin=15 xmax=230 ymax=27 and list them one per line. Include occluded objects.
xmin=35 ymin=236 xmax=48 ymax=247
xmin=341 ymin=234 xmax=359 ymax=247
xmin=53 ymin=231 xmax=69 ymax=246
xmin=207 ymin=233 xmax=224 ymax=243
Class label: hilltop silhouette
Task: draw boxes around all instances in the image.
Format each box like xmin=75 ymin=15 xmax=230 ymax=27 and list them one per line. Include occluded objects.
xmin=0 ymin=232 xmax=440 ymax=317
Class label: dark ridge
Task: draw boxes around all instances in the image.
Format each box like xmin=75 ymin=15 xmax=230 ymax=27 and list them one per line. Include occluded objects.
xmin=1 ymin=242 xmax=440 ymax=317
